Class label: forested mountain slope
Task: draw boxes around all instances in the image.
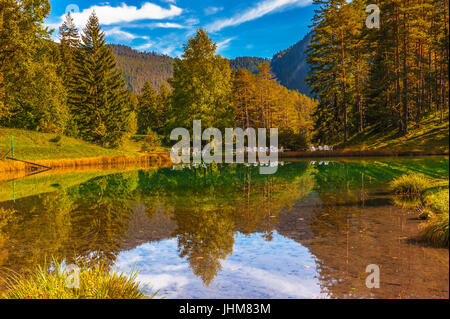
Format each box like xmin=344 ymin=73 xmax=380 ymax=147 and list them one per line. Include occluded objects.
xmin=110 ymin=44 xmax=173 ymax=93
xmin=270 ymin=32 xmax=312 ymax=96
xmin=111 ymin=34 xmax=312 ymax=95
xmin=230 ymin=57 xmax=270 ymax=73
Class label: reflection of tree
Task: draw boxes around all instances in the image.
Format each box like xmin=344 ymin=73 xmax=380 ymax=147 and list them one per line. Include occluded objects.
xmin=0 ymin=173 xmax=139 ymax=273
xmin=0 ymin=208 xmax=15 ymax=269
xmin=1 ymin=157 xmax=448 ymax=296
xmin=174 ymin=207 xmax=235 ymax=286
xmin=67 ymin=173 xmax=138 ymax=266
xmin=137 ymin=162 xmax=314 ymax=285
xmin=234 ymin=167 xmax=314 ymax=239
xmin=0 ymin=191 xmax=73 ymax=273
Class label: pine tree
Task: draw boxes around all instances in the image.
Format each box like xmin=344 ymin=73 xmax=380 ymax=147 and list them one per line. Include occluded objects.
xmin=59 ymin=13 xmax=79 ymax=82
xmin=137 ymin=81 xmax=158 ymax=134
xmin=156 ymin=82 xmax=171 ymax=135
xmin=59 ymin=13 xmax=80 ymax=136
xmin=71 ymin=12 xmax=131 ymax=147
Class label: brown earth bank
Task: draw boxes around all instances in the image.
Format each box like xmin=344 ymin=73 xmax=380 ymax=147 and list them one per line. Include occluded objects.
xmin=0 ymin=152 xmax=172 ymax=175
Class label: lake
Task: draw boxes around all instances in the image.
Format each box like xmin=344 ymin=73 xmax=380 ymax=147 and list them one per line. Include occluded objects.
xmin=0 ymin=157 xmax=448 ymax=299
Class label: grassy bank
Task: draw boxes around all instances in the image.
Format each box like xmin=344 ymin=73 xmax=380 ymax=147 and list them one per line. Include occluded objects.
xmin=339 ymin=112 xmax=449 ymax=154
xmin=0 ymin=259 xmax=155 ymax=299
xmin=0 ymin=128 xmax=171 ymax=173
xmin=391 ymin=174 xmax=449 ymax=247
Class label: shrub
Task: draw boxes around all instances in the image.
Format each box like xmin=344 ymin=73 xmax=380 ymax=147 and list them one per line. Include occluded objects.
xmin=390 ymin=174 xmax=431 ymax=195
xmin=423 ymin=188 xmax=449 ymax=214
xmin=126 ymin=112 xmax=138 ymax=138
xmin=420 ymin=211 xmax=449 ymax=248
xmin=141 ymin=129 xmax=161 ymax=152
xmin=278 ymin=128 xmax=308 ymax=151
xmin=0 ymin=260 xmax=156 ymax=299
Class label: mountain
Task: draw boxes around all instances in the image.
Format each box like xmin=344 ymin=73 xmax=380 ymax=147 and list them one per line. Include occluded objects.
xmin=270 ymin=32 xmax=312 ymax=96
xmin=229 ymin=57 xmax=270 ymax=73
xmin=110 ymin=44 xmax=173 ymax=93
xmin=111 ymin=33 xmax=312 ymax=95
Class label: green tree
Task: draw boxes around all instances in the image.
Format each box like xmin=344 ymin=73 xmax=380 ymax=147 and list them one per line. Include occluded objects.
xmin=156 ymin=82 xmax=171 ymax=135
xmin=59 ymin=12 xmax=80 ymax=136
xmin=136 ymin=81 xmax=158 ymax=134
xmin=71 ymin=13 xmax=131 ymax=147
xmin=169 ymin=28 xmax=233 ymax=132
xmin=0 ymin=0 xmax=67 ymax=133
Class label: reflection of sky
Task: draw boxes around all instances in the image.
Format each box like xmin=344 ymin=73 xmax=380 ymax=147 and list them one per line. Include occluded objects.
xmin=115 ymin=232 xmax=325 ymax=299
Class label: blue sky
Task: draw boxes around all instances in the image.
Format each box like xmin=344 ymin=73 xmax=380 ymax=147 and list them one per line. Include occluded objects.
xmin=46 ymin=1 xmax=315 ymax=59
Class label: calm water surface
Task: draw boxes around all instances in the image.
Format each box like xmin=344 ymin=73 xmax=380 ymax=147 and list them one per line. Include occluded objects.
xmin=0 ymin=157 xmax=448 ymax=299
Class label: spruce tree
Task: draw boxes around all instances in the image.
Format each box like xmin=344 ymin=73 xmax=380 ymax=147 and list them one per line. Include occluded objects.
xmin=71 ymin=12 xmax=131 ymax=147
xmin=156 ymin=82 xmax=171 ymax=135
xmin=59 ymin=13 xmax=80 ymax=136
xmin=137 ymin=81 xmax=158 ymax=134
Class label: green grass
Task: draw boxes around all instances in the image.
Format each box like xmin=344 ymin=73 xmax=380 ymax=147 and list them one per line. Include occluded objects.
xmin=390 ymin=173 xmax=432 ymax=195
xmin=420 ymin=208 xmax=449 ymax=248
xmin=391 ymin=174 xmax=449 ymax=247
xmin=340 ymin=112 xmax=449 ymax=154
xmin=0 ymin=259 xmax=156 ymax=299
xmin=0 ymin=128 xmax=141 ymax=161
xmin=423 ymin=188 xmax=449 ymax=215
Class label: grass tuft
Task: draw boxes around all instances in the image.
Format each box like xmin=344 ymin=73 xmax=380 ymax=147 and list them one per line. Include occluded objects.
xmin=391 ymin=175 xmax=449 ymax=248
xmin=0 ymin=259 xmax=156 ymax=299
xmin=390 ymin=173 xmax=431 ymax=195
xmin=420 ymin=211 xmax=449 ymax=248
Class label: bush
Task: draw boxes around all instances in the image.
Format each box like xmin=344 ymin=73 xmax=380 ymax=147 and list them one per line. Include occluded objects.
xmin=126 ymin=112 xmax=138 ymax=138
xmin=278 ymin=128 xmax=308 ymax=151
xmin=0 ymin=260 xmax=155 ymax=299
xmin=391 ymin=175 xmax=449 ymax=247
xmin=420 ymin=211 xmax=449 ymax=248
xmin=390 ymin=174 xmax=431 ymax=195
xmin=423 ymin=188 xmax=449 ymax=214
xmin=141 ymin=129 xmax=161 ymax=152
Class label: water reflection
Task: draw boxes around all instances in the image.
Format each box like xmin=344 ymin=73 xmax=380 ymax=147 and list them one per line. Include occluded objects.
xmin=0 ymin=157 xmax=448 ymax=298
xmin=116 ymin=232 xmax=323 ymax=299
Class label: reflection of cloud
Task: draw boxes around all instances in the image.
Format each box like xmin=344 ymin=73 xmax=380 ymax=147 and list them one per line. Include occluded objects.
xmin=115 ymin=232 xmax=324 ymax=299
xmin=207 ymin=0 xmax=312 ymax=32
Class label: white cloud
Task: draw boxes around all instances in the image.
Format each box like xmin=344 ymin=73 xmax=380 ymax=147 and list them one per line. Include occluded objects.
xmin=151 ymin=22 xmax=186 ymax=29
xmin=134 ymin=42 xmax=154 ymax=51
xmin=62 ymin=2 xmax=183 ymax=27
xmin=204 ymin=7 xmax=224 ymax=16
xmin=104 ymin=27 xmax=150 ymax=42
xmin=207 ymin=0 xmax=312 ymax=32
xmin=216 ymin=37 xmax=236 ymax=53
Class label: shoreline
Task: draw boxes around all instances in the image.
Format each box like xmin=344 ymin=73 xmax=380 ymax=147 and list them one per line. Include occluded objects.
xmin=280 ymin=150 xmax=449 ymax=159
xmin=0 ymin=150 xmax=448 ymax=175
xmin=0 ymin=152 xmax=173 ymax=174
